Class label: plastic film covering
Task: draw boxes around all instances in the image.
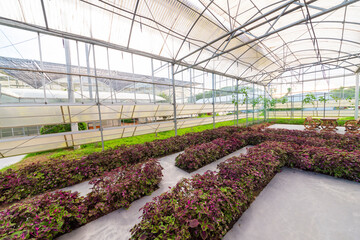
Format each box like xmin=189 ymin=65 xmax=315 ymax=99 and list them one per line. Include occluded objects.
xmin=132 ymin=105 xmax=158 ymax=118
xmin=214 ymin=104 xmax=234 ymax=112
xmin=9 ymin=0 xmax=358 ymax=81
xmin=0 ymin=105 xmax=64 ymax=128
xmin=70 ymin=130 xmax=102 ymax=146
xmin=63 ymin=105 xmax=122 ymax=122
xmin=177 ymin=104 xmax=203 ymax=116
xmin=0 ymin=0 xmax=358 ymax=84
xmin=154 ymin=105 xmax=175 ymax=117
xmin=0 ymin=103 xmax=238 ymax=129
xmin=199 ymin=104 xmax=215 ymax=113
xmin=0 ymin=133 xmax=69 ymax=157
xmin=0 ymin=114 xmax=236 ymax=158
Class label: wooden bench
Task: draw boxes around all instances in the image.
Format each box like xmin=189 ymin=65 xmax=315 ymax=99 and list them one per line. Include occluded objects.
xmin=304 ymin=116 xmax=321 ymax=130
xmin=345 ymin=118 xmax=360 ymax=134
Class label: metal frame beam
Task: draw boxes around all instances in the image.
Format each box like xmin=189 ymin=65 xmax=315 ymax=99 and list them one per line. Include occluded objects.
xmin=174 ymin=0 xmax=214 ymax=59
xmin=175 ymin=0 xmax=357 ymax=74
xmin=40 ymin=0 xmax=48 ymax=29
xmin=293 ymin=1 xmax=326 ymax=11
xmin=0 ymin=17 xmax=250 ymax=83
xmin=176 ymin=0 xmax=298 ymax=63
xmin=355 ymin=72 xmax=359 ymax=119
xmin=222 ymin=0 xmax=302 ymax=78
xmin=250 ymin=53 xmax=360 ymax=83
xmin=302 ymin=0 xmax=322 ymax=63
xmin=127 ymin=0 xmax=140 ymax=48
xmin=171 ymin=64 xmax=177 ymax=135
xmin=239 ymin=37 xmax=360 ymax=80
xmin=0 ymin=0 xmax=358 ymax=89
xmin=96 ymin=0 xmax=247 ymax=77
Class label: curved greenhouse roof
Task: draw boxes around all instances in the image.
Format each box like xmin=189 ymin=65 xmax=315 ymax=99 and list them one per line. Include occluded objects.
xmin=0 ymin=0 xmax=359 ymax=85
xmin=1 ymin=88 xmax=165 ymax=102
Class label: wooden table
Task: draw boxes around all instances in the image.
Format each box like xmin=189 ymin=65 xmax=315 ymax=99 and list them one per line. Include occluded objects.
xmin=320 ymin=118 xmax=338 ymax=132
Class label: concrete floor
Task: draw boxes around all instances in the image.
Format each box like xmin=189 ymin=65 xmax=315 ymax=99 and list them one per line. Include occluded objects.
xmin=0 ymin=155 xmax=25 ymax=169
xmin=58 ymin=147 xmax=252 ymax=240
xmin=224 ymin=168 xmax=360 ymax=240
xmin=268 ymin=124 xmax=347 ymax=134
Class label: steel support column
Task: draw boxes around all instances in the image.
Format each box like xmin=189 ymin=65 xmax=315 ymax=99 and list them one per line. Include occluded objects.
xmin=355 ymin=72 xmax=359 ymax=119
xmin=264 ymin=85 xmax=266 ymax=121
xmin=246 ymin=87 xmax=248 ymax=126
xmin=301 ymin=70 xmax=304 ymax=119
xmin=92 ymin=44 xmax=105 ymax=151
xmin=151 ymin=59 xmax=156 ymax=103
xmin=37 ymin=32 xmax=47 ymax=104
xmin=171 ymin=64 xmax=177 ymax=136
xmin=212 ymin=73 xmax=215 ymax=129
xmin=236 ymin=79 xmax=239 ymax=125
xmin=76 ymin=41 xmax=84 ymax=103
xmin=252 ymin=82 xmax=255 ymax=124
xmin=64 ymin=39 xmax=79 ymax=140
xmin=85 ymin=44 xmax=93 ymax=100
xmin=323 ymin=92 xmax=326 ymax=118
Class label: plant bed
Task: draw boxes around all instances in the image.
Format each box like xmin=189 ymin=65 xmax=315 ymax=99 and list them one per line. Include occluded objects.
xmin=175 ymin=137 xmax=246 ymax=172
xmin=130 ymin=141 xmax=360 ymax=239
xmin=176 ymin=127 xmax=359 ymax=174
xmin=130 ymin=142 xmax=286 ymax=239
xmin=0 ymin=159 xmax=163 ymax=240
xmin=264 ymin=128 xmax=360 ymax=151
xmin=0 ymin=126 xmax=243 ymax=206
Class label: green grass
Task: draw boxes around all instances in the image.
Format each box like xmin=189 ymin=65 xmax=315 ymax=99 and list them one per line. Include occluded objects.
xmin=1 ymin=118 xmax=261 ymax=172
xmin=0 ymin=164 xmax=16 ymax=173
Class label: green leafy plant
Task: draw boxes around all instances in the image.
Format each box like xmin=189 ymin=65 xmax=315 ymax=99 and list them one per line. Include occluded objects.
xmin=302 ymin=93 xmax=316 ymax=105
xmin=0 ymin=160 xmax=163 ymax=239
xmin=346 ymin=96 xmax=353 ymax=103
xmin=330 ymin=94 xmax=341 ymax=102
xmin=251 ymin=96 xmax=262 ymax=108
xmin=40 ymin=122 xmax=87 ymax=135
xmin=131 ymin=132 xmax=360 ymax=239
xmin=157 ymin=92 xmax=171 ymax=103
xmin=121 ymin=118 xmax=135 ymax=123
xmin=232 ymin=86 xmax=250 ymax=106
xmin=175 ymin=138 xmax=246 ymax=172
xmin=318 ymin=96 xmax=328 ymax=103
xmin=279 ymin=96 xmax=288 ymax=104
xmin=0 ymin=126 xmax=242 ymax=205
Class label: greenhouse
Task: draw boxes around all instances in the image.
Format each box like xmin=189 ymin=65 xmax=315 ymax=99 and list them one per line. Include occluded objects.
xmin=0 ymin=0 xmax=359 ymax=239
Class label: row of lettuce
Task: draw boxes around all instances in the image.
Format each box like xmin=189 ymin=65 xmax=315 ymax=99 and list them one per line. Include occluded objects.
xmin=1 ymin=126 xmax=360 ymax=239
xmin=130 ymin=137 xmax=360 ymax=239
xmin=0 ymin=126 xmax=242 ymax=205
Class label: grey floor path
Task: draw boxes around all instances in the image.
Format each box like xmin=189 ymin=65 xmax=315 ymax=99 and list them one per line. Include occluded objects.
xmin=268 ymin=124 xmax=347 ymax=134
xmin=0 ymin=155 xmax=25 ymax=169
xmin=224 ymin=168 xmax=360 ymax=240
xmin=58 ymin=146 xmax=252 ymax=240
